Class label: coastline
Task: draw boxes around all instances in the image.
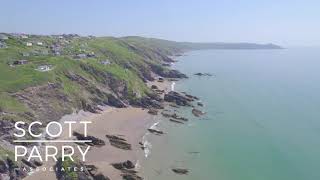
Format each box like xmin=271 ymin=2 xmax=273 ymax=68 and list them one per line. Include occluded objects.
xmin=25 ymin=79 xmax=174 ymax=180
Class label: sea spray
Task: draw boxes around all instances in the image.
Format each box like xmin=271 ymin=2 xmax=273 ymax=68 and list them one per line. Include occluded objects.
xmin=171 ymin=82 xmax=176 ymax=91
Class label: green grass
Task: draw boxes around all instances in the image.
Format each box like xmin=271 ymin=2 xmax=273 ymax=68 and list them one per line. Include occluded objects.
xmin=0 ymin=92 xmax=27 ymax=112
xmin=0 ymin=34 xmax=179 ymax=118
xmin=61 ymin=157 xmax=78 ymax=180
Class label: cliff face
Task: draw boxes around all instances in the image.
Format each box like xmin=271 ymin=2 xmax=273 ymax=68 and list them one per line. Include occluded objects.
xmin=0 ymin=35 xmax=187 ymax=125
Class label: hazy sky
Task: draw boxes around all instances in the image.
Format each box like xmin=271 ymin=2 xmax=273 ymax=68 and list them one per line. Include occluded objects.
xmin=1 ymin=0 xmax=319 ymax=46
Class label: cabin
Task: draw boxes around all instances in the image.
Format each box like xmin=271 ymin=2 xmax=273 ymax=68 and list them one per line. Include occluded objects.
xmin=13 ymin=60 xmax=28 ymax=65
xmin=36 ymin=65 xmax=53 ymax=72
xmin=26 ymin=42 xmax=33 ymax=47
xmin=37 ymin=42 xmax=43 ymax=46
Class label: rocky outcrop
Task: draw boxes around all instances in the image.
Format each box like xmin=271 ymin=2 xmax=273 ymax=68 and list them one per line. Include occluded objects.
xmin=106 ymin=135 xmax=132 ymax=150
xmin=194 ymin=72 xmax=213 ymax=77
xmin=147 ymin=128 xmax=164 ymax=135
xmin=169 ymin=119 xmax=184 ymax=124
xmin=111 ymin=160 xmax=143 ymax=180
xmin=0 ymin=158 xmax=27 ymax=180
xmin=73 ymin=132 xmax=106 ymax=147
xmin=147 ymin=109 xmax=158 ymax=115
xmin=192 ymin=108 xmax=206 ymax=117
xmin=172 ymin=168 xmax=189 ymax=175
xmin=161 ymin=112 xmax=188 ymax=121
xmin=164 ymin=91 xmax=194 ymax=106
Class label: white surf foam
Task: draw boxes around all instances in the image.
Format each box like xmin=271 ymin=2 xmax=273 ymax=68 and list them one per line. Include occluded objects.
xmin=171 ymin=82 xmax=176 ymax=91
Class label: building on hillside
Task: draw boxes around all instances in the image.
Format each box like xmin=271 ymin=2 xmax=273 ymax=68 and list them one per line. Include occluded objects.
xmin=26 ymin=42 xmax=33 ymax=47
xmin=36 ymin=65 xmax=53 ymax=72
xmin=21 ymin=35 xmax=28 ymax=39
xmin=0 ymin=41 xmax=7 ymax=48
xmin=0 ymin=34 xmax=8 ymax=40
xmin=101 ymin=60 xmax=111 ymax=65
xmin=37 ymin=42 xmax=43 ymax=46
xmin=13 ymin=60 xmax=28 ymax=65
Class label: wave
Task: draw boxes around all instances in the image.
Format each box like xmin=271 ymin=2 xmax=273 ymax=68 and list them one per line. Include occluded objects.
xmin=171 ymin=82 xmax=176 ymax=91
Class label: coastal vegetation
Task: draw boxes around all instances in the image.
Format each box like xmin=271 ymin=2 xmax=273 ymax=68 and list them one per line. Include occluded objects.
xmin=0 ymin=33 xmax=281 ymax=179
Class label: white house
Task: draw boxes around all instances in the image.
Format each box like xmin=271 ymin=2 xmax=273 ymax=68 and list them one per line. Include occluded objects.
xmin=37 ymin=42 xmax=43 ymax=46
xmin=36 ymin=65 xmax=53 ymax=72
xmin=26 ymin=42 xmax=33 ymax=47
xmin=21 ymin=35 xmax=28 ymax=39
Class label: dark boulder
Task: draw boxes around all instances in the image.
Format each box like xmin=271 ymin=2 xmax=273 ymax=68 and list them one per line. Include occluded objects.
xmin=106 ymin=135 xmax=132 ymax=150
xmin=172 ymin=168 xmax=189 ymax=175
xmin=164 ymin=91 xmax=193 ymax=106
xmin=148 ymin=109 xmax=158 ymax=115
xmin=192 ymin=108 xmax=206 ymax=117
xmin=73 ymin=131 xmax=106 ymax=147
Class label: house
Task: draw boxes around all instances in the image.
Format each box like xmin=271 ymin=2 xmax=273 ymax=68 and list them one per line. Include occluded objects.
xmin=0 ymin=42 xmax=7 ymax=49
xmin=75 ymin=54 xmax=87 ymax=59
xmin=21 ymin=35 xmax=28 ymax=39
xmin=36 ymin=65 xmax=53 ymax=72
xmin=26 ymin=42 xmax=33 ymax=47
xmin=13 ymin=60 xmax=28 ymax=65
xmin=101 ymin=60 xmax=111 ymax=65
xmin=37 ymin=42 xmax=43 ymax=46
xmin=0 ymin=34 xmax=8 ymax=40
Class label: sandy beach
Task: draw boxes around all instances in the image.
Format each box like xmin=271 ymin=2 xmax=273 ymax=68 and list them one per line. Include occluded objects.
xmin=24 ymin=79 xmax=173 ymax=180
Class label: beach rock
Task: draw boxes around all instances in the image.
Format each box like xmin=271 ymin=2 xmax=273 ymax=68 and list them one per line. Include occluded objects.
xmin=148 ymin=109 xmax=158 ymax=115
xmin=194 ymin=72 xmax=213 ymax=77
xmin=164 ymin=91 xmax=193 ymax=106
xmin=169 ymin=119 xmax=184 ymax=124
xmin=33 ymin=159 xmax=43 ymax=166
xmin=161 ymin=112 xmax=188 ymax=121
xmin=0 ymin=159 xmax=9 ymax=173
xmin=172 ymin=168 xmax=189 ymax=175
xmin=73 ymin=131 xmax=106 ymax=147
xmin=147 ymin=128 xmax=164 ymax=135
xmin=121 ymin=173 xmax=143 ymax=180
xmin=92 ymin=173 xmax=110 ymax=180
xmin=22 ymin=158 xmax=37 ymax=168
xmin=106 ymin=135 xmax=132 ymax=150
xmin=112 ymin=160 xmax=135 ymax=170
xmin=151 ymin=85 xmax=158 ymax=89
xmin=192 ymin=108 xmax=206 ymax=117
xmin=197 ymin=102 xmax=204 ymax=107
xmin=158 ymin=78 xmax=164 ymax=82
xmin=123 ymin=160 xmax=135 ymax=169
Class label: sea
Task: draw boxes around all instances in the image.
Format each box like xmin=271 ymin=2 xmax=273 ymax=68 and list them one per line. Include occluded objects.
xmin=140 ymin=48 xmax=320 ymax=180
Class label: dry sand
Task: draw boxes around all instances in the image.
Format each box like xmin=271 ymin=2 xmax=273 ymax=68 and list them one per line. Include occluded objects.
xmin=24 ymin=79 xmax=173 ymax=180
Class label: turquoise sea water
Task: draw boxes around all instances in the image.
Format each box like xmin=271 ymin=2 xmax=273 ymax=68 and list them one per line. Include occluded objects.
xmin=141 ymin=48 xmax=320 ymax=180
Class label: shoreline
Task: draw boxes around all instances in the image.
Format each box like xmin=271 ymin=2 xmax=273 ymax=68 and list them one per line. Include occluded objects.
xmin=25 ymin=79 xmax=174 ymax=180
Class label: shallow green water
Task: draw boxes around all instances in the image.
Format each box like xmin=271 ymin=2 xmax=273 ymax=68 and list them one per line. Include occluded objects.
xmin=142 ymin=48 xmax=320 ymax=180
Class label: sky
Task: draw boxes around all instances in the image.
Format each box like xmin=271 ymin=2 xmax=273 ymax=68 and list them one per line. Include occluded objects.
xmin=1 ymin=0 xmax=319 ymax=46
